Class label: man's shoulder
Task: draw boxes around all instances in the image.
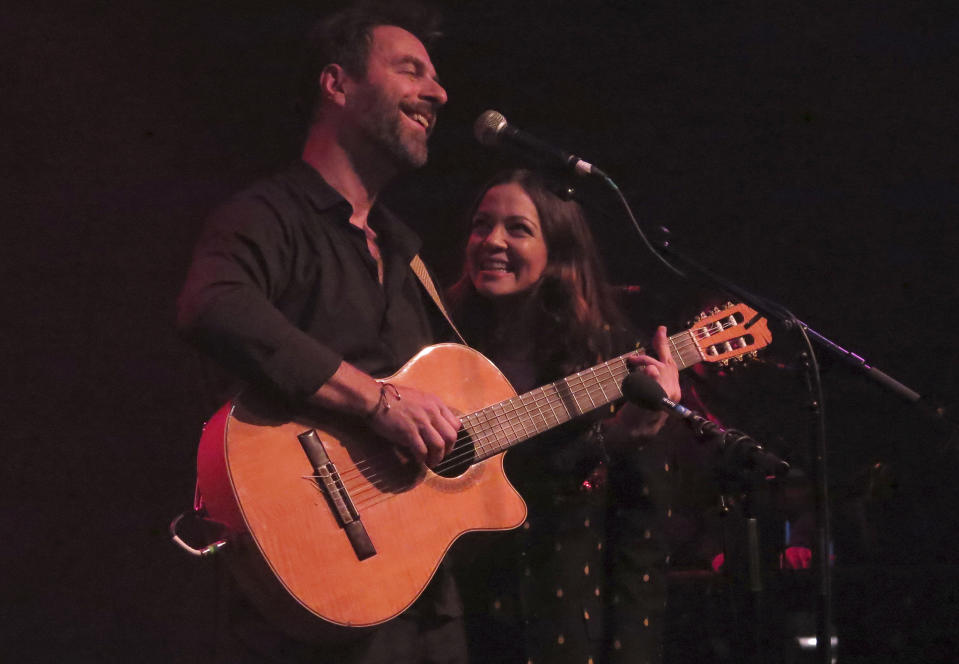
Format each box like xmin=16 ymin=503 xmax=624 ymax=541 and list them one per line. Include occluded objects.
xmin=233 ymin=161 xmax=339 ymax=209
xmin=208 ymin=161 xmax=344 ymax=231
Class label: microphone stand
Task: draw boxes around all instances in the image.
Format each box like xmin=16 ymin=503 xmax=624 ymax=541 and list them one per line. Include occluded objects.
xmin=493 ymin=167 xmax=954 ymax=664
xmin=646 ymin=239 xmax=951 ymax=664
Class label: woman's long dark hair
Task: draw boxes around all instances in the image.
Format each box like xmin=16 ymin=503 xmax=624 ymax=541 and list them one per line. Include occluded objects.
xmin=448 ymin=169 xmax=633 ymax=383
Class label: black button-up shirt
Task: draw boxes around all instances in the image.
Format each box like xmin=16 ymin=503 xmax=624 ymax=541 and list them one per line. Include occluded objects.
xmin=177 ymin=160 xmax=439 ymax=401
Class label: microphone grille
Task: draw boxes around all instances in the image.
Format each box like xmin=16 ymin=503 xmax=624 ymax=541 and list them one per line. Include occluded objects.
xmin=474 ymin=110 xmax=507 ymax=146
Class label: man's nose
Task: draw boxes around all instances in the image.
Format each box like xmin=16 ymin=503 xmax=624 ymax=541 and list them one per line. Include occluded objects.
xmin=422 ymin=77 xmax=447 ymax=107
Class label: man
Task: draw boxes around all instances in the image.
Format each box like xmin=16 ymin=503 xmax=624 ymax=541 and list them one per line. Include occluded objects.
xmin=177 ymin=3 xmax=466 ymax=662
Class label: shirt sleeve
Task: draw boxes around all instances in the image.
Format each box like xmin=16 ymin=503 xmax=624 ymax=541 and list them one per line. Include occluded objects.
xmin=176 ymin=194 xmax=342 ymax=401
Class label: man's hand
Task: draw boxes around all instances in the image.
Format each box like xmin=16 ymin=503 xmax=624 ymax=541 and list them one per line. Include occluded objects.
xmin=311 ymin=361 xmax=461 ymax=467
xmin=368 ymin=384 xmax=461 ymax=467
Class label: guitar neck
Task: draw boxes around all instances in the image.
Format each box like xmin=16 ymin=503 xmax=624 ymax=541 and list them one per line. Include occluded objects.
xmin=460 ymin=329 xmax=703 ymax=460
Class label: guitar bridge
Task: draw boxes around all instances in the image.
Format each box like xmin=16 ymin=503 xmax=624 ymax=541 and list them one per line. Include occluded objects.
xmin=297 ymin=429 xmax=376 ymax=561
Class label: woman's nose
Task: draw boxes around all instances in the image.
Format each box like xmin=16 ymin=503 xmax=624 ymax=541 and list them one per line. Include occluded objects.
xmin=482 ymin=224 xmax=508 ymax=247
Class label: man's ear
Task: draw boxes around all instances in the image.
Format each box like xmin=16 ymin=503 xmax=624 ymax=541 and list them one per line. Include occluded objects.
xmin=318 ymin=63 xmax=350 ymax=108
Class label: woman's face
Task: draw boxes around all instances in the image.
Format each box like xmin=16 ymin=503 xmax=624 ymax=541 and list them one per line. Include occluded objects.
xmin=466 ymin=182 xmax=549 ymax=300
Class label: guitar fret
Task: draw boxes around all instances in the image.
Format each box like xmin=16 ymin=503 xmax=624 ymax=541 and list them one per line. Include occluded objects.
xmin=516 ymin=394 xmax=536 ymax=439
xmin=583 ymin=371 xmax=597 ymax=409
xmin=483 ymin=405 xmax=504 ymax=455
xmin=686 ymin=329 xmax=705 ymax=364
xmin=470 ymin=410 xmax=490 ymax=458
xmin=563 ymin=376 xmax=581 ymax=417
xmin=505 ymin=398 xmax=527 ymax=445
xmin=528 ymin=388 xmax=550 ymax=434
xmin=668 ymin=334 xmax=687 ymax=369
xmin=493 ymin=402 xmax=514 ymax=451
xmin=542 ymin=383 xmax=570 ymax=426
xmin=516 ymin=395 xmax=535 ymax=438
xmin=592 ymin=366 xmax=610 ymax=403
xmin=608 ymin=359 xmax=626 ymax=400
xmin=572 ymin=370 xmax=597 ymax=413
xmin=604 ymin=362 xmax=622 ymax=402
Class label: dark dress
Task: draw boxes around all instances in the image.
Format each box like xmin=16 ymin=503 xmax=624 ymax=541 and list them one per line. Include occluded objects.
xmin=454 ymin=354 xmax=671 ymax=664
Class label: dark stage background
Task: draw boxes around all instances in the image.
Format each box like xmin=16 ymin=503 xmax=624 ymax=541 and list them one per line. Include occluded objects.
xmin=4 ymin=1 xmax=958 ymax=662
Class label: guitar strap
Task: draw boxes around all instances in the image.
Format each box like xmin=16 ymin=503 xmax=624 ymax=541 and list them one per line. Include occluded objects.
xmin=409 ymin=254 xmax=468 ymax=346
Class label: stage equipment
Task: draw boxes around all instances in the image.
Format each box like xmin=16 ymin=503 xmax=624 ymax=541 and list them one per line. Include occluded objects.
xmin=473 ymin=109 xmax=608 ymax=179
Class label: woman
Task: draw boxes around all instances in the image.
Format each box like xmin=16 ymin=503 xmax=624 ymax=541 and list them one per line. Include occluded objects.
xmin=448 ymin=169 xmax=681 ymax=664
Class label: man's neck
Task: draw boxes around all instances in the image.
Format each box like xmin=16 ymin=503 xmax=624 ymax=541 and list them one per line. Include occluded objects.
xmin=301 ymin=123 xmax=396 ymax=230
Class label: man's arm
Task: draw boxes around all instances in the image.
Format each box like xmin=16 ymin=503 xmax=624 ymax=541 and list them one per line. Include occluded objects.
xmin=177 ymin=196 xmax=459 ymax=464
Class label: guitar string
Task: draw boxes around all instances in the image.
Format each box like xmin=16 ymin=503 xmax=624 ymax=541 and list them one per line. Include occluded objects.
xmin=304 ymin=322 xmax=760 ymax=508
xmin=324 ymin=362 xmax=636 ymax=508
xmin=335 ymin=315 xmax=750 ymax=482
xmin=329 ymin=363 xmax=634 ymax=507
xmin=325 ymin=316 xmax=755 ymax=501
xmin=342 ymin=359 xmax=632 ymax=489
xmin=309 ymin=316 xmax=757 ymax=505
xmin=335 ymin=317 xmax=751 ymax=494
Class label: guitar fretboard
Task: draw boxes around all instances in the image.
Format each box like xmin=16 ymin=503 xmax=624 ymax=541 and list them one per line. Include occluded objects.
xmin=460 ymin=330 xmax=703 ymax=461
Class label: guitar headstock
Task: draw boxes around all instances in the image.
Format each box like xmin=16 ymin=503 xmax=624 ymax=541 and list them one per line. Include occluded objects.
xmin=690 ymin=302 xmax=772 ymax=366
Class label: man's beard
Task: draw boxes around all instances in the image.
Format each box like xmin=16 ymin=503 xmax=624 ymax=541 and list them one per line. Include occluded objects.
xmin=354 ymin=88 xmax=429 ymax=170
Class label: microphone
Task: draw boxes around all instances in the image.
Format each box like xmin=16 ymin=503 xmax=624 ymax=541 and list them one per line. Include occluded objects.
xmin=622 ymin=373 xmax=790 ymax=478
xmin=473 ymin=110 xmax=608 ymax=180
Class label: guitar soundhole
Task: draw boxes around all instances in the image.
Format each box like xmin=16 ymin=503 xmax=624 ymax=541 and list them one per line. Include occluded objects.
xmin=433 ymin=432 xmax=476 ymax=479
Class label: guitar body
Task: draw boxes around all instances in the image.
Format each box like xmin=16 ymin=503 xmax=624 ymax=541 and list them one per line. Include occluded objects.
xmin=197 ymin=344 xmax=528 ymax=638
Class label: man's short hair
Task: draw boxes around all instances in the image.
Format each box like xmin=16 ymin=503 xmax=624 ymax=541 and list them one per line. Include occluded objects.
xmin=296 ymin=0 xmax=443 ymax=121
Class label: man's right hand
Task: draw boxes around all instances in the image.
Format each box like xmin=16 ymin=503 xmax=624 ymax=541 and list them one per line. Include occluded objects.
xmin=310 ymin=361 xmax=461 ymax=468
xmin=367 ymin=384 xmax=461 ymax=467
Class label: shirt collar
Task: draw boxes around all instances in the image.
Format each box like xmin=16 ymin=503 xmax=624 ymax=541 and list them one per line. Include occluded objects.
xmin=290 ymin=159 xmax=423 ymax=259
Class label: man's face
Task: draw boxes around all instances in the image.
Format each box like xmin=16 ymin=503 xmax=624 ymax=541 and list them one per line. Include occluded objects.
xmin=344 ymin=25 xmax=448 ymax=170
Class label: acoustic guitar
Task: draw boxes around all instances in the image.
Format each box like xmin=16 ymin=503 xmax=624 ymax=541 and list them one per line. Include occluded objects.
xmin=195 ymin=302 xmax=770 ymax=639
